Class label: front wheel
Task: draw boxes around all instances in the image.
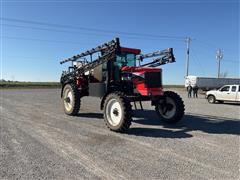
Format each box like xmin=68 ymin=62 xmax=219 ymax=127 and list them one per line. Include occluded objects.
xmin=207 ymin=95 xmax=215 ymax=104
xmin=62 ymin=84 xmax=81 ymax=115
xmin=155 ymin=91 xmax=185 ymax=123
xmin=103 ymin=92 xmax=132 ymax=132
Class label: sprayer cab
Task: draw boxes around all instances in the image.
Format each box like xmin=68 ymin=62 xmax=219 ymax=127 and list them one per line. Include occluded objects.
xmin=59 ymin=38 xmax=184 ymax=132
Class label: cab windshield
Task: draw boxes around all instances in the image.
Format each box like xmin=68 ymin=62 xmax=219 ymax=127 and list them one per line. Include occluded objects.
xmin=116 ymin=53 xmax=136 ymax=67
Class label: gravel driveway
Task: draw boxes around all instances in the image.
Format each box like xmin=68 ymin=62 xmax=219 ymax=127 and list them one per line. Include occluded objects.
xmin=0 ymin=88 xmax=239 ymax=179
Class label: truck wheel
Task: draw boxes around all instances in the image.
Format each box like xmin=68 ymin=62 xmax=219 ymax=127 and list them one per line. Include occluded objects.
xmin=207 ymin=95 xmax=215 ymax=104
xmin=62 ymin=84 xmax=81 ymax=115
xmin=103 ymin=92 xmax=132 ymax=132
xmin=155 ymin=91 xmax=185 ymax=124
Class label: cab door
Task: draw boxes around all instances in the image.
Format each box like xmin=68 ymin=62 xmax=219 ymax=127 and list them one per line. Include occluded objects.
xmin=229 ymin=85 xmax=238 ymax=101
xmin=236 ymin=86 xmax=240 ymax=102
xmin=217 ymin=85 xmax=230 ymax=100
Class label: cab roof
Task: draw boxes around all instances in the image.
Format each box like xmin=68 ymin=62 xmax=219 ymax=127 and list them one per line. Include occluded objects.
xmin=120 ymin=47 xmax=141 ymax=55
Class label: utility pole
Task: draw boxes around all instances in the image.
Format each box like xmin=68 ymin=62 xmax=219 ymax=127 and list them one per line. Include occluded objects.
xmin=216 ymin=49 xmax=223 ymax=78
xmin=185 ymin=37 xmax=191 ymax=77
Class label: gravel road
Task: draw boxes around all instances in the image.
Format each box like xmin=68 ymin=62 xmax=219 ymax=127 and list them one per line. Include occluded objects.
xmin=0 ymin=88 xmax=239 ymax=179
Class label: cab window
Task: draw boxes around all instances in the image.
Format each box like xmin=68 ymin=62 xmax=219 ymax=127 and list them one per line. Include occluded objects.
xmin=220 ymin=86 xmax=230 ymax=92
xmin=116 ymin=53 xmax=136 ymax=67
xmin=231 ymin=86 xmax=237 ymax=92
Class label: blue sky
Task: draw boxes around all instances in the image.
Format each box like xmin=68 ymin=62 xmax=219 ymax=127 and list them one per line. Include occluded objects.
xmin=1 ymin=0 xmax=239 ymax=84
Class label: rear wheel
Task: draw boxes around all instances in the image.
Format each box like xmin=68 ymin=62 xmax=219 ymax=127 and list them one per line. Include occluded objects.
xmin=155 ymin=91 xmax=185 ymax=123
xmin=207 ymin=95 xmax=215 ymax=104
xmin=62 ymin=84 xmax=81 ymax=115
xmin=103 ymin=92 xmax=132 ymax=132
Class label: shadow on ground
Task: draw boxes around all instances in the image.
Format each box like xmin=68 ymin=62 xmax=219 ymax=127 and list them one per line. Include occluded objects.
xmin=130 ymin=110 xmax=240 ymax=138
xmin=76 ymin=112 xmax=103 ymax=119
xmin=214 ymin=102 xmax=240 ymax=106
xmin=76 ymin=110 xmax=240 ymax=138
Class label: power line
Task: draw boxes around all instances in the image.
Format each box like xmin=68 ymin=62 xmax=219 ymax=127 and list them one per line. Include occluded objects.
xmin=3 ymin=23 xmax=186 ymax=42
xmin=195 ymin=39 xmax=237 ymax=52
xmin=2 ymin=0 xmax=238 ymax=3
xmin=3 ymin=55 xmax=56 ymax=61
xmin=3 ymin=23 xmax=185 ymax=42
xmin=222 ymin=60 xmax=239 ymax=63
xmin=191 ymin=41 xmax=238 ymax=65
xmin=191 ymin=48 xmax=206 ymax=75
xmin=2 ymin=23 xmax=117 ymax=37
xmin=2 ymin=17 xmax=185 ymax=40
xmin=2 ymin=35 xmax=97 ymax=45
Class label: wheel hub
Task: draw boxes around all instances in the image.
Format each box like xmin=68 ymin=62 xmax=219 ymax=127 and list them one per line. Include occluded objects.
xmin=63 ymin=89 xmax=73 ymax=112
xmin=106 ymin=99 xmax=122 ymax=126
xmin=113 ymin=108 xmax=119 ymax=116
xmin=166 ymin=103 xmax=174 ymax=111
xmin=158 ymin=97 xmax=176 ymax=119
xmin=64 ymin=97 xmax=70 ymax=103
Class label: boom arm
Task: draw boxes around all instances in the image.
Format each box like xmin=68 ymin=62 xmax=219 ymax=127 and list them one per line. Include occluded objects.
xmin=60 ymin=38 xmax=120 ymax=64
xmin=137 ymin=48 xmax=175 ymax=67
xmin=60 ymin=38 xmax=120 ymax=84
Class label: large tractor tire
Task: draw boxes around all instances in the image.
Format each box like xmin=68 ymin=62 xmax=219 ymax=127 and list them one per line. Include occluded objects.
xmin=62 ymin=84 xmax=81 ymax=116
xmin=155 ymin=91 xmax=185 ymax=124
xmin=103 ymin=92 xmax=132 ymax=132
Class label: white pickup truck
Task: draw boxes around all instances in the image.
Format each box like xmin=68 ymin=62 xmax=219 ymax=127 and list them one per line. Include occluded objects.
xmin=206 ymin=85 xmax=240 ymax=103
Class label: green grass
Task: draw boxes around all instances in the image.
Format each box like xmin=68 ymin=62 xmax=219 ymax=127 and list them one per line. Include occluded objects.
xmin=0 ymin=81 xmax=61 ymax=88
xmin=0 ymin=81 xmax=185 ymax=89
xmin=163 ymin=85 xmax=184 ymax=88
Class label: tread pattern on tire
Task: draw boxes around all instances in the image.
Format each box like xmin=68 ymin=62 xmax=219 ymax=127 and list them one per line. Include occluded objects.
xmin=207 ymin=95 xmax=215 ymax=104
xmin=103 ymin=91 xmax=132 ymax=132
xmin=63 ymin=83 xmax=81 ymax=116
xmin=155 ymin=91 xmax=185 ymax=123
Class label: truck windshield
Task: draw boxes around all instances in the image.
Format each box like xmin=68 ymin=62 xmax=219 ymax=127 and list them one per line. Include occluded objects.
xmin=220 ymin=86 xmax=230 ymax=92
xmin=116 ymin=53 xmax=136 ymax=67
